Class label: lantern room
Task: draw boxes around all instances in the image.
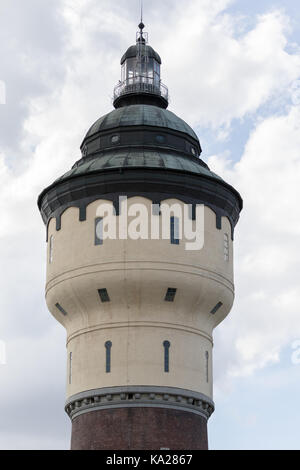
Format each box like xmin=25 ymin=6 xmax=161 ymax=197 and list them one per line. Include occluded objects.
xmin=113 ymin=23 xmax=168 ymax=109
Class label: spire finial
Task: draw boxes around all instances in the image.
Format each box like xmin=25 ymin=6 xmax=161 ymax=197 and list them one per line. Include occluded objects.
xmin=138 ymin=0 xmax=144 ymax=32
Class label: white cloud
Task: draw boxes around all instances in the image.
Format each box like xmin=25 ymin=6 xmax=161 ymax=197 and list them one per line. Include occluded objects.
xmin=163 ymin=6 xmax=300 ymax=128
xmin=210 ymin=102 xmax=300 ymax=384
xmin=1 ymin=0 xmax=300 ymax=448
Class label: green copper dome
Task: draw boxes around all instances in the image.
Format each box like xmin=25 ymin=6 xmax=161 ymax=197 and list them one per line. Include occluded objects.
xmin=121 ymin=44 xmax=161 ymax=65
xmin=38 ymin=25 xmax=242 ymax=238
xmin=85 ymin=105 xmax=199 ymax=142
xmin=54 ymin=149 xmax=223 ymax=184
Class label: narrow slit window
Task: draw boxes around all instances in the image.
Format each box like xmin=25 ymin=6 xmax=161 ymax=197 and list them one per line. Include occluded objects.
xmin=55 ymin=303 xmax=67 ymax=316
xmin=98 ymin=289 xmax=110 ymax=303
xmin=170 ymin=216 xmax=180 ymax=245
xmin=165 ymin=288 xmax=177 ymax=302
xmin=163 ymin=341 xmax=170 ymax=372
xmin=95 ymin=217 xmax=103 ymax=246
xmin=49 ymin=235 xmax=54 ymax=264
xmin=205 ymin=351 xmax=209 ymax=383
xmin=105 ymin=341 xmax=112 ymax=373
xmin=224 ymin=233 xmax=229 ymax=261
xmin=210 ymin=302 xmax=223 ymax=315
xmin=69 ymin=352 xmax=72 ymax=385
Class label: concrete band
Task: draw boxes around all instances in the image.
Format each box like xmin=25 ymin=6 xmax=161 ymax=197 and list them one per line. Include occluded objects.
xmin=46 ymin=261 xmax=234 ymax=297
xmin=65 ymin=386 xmax=215 ymax=421
xmin=65 ymin=321 xmax=214 ymax=347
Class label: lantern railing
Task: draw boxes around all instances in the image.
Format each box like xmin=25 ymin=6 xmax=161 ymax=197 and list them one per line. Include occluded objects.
xmin=114 ymin=75 xmax=169 ymax=103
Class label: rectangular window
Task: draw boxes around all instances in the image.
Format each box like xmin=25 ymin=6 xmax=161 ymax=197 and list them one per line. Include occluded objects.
xmin=95 ymin=217 xmax=103 ymax=246
xmin=55 ymin=303 xmax=67 ymax=316
xmin=98 ymin=289 xmax=110 ymax=303
xmin=105 ymin=341 xmax=112 ymax=373
xmin=205 ymin=351 xmax=209 ymax=383
xmin=165 ymin=288 xmax=177 ymax=302
xmin=210 ymin=302 xmax=223 ymax=315
xmin=170 ymin=216 xmax=180 ymax=245
xmin=163 ymin=341 xmax=170 ymax=373
xmin=69 ymin=352 xmax=72 ymax=385
xmin=49 ymin=235 xmax=54 ymax=264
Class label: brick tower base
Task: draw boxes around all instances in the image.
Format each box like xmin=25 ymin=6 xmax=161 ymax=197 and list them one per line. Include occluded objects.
xmin=70 ymin=407 xmax=208 ymax=450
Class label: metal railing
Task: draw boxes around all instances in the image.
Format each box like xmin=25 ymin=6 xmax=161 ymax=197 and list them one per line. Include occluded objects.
xmin=114 ymin=75 xmax=169 ymax=102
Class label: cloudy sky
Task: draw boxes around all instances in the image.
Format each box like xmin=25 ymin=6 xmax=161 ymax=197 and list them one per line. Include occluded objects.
xmin=1 ymin=0 xmax=300 ymax=450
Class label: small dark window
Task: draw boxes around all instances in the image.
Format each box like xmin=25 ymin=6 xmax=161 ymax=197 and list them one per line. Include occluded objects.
xmin=165 ymin=288 xmax=177 ymax=302
xmin=98 ymin=289 xmax=110 ymax=303
xmin=205 ymin=351 xmax=209 ymax=383
xmin=81 ymin=145 xmax=88 ymax=157
xmin=156 ymin=135 xmax=165 ymax=144
xmin=170 ymin=216 xmax=180 ymax=245
xmin=55 ymin=303 xmax=67 ymax=316
xmin=95 ymin=218 xmax=103 ymax=246
xmin=69 ymin=352 xmax=73 ymax=385
xmin=111 ymin=135 xmax=120 ymax=144
xmin=210 ymin=302 xmax=223 ymax=315
xmin=105 ymin=341 xmax=112 ymax=373
xmin=49 ymin=235 xmax=54 ymax=264
xmin=163 ymin=341 xmax=170 ymax=372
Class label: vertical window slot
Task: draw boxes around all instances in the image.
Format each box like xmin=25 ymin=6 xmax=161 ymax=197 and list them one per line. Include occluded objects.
xmin=205 ymin=351 xmax=209 ymax=383
xmin=170 ymin=216 xmax=180 ymax=245
xmin=163 ymin=341 xmax=170 ymax=373
xmin=49 ymin=235 xmax=54 ymax=264
xmin=55 ymin=303 xmax=67 ymax=316
xmin=95 ymin=217 xmax=103 ymax=246
xmin=105 ymin=341 xmax=112 ymax=373
xmin=210 ymin=302 xmax=223 ymax=315
xmin=165 ymin=288 xmax=177 ymax=302
xmin=98 ymin=289 xmax=110 ymax=303
xmin=69 ymin=352 xmax=72 ymax=385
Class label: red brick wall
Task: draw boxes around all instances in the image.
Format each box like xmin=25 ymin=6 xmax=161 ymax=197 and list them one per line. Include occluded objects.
xmin=71 ymin=407 xmax=208 ymax=450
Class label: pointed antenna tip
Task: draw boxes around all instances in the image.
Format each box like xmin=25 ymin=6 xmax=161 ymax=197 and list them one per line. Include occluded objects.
xmin=140 ymin=0 xmax=144 ymax=24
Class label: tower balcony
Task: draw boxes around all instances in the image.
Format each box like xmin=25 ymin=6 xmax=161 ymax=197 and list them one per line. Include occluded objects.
xmin=113 ymin=75 xmax=169 ymax=109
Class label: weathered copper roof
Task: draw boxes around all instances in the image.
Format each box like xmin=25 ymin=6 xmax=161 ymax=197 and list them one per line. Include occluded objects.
xmin=54 ymin=149 xmax=222 ymax=183
xmin=121 ymin=44 xmax=162 ymax=65
xmin=84 ymin=105 xmax=199 ymax=141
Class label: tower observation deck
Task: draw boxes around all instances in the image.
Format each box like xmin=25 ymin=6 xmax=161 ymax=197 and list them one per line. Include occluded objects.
xmin=38 ymin=20 xmax=242 ymax=450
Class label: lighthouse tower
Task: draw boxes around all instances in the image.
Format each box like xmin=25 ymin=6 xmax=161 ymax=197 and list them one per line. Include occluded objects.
xmin=38 ymin=22 xmax=242 ymax=450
